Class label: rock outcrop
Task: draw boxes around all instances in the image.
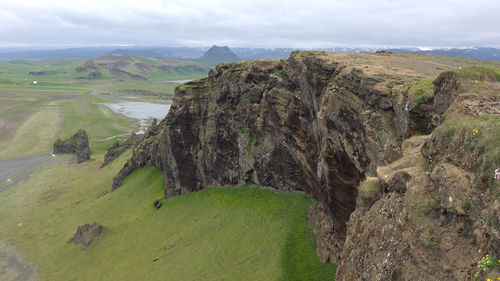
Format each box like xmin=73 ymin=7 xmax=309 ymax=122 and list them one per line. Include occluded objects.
xmin=113 ymin=52 xmax=417 ymax=261
xmin=112 ymin=51 xmax=500 ymax=279
xmin=67 ymin=222 xmax=102 ymax=251
xmin=53 ymin=129 xmax=91 ymax=163
xmin=433 ymin=71 xmax=463 ymax=115
xmin=336 ymin=68 xmax=500 ymax=280
xmin=101 ymin=131 xmax=142 ymax=167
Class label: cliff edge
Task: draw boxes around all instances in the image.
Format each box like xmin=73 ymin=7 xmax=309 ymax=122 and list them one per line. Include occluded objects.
xmin=113 ymin=51 xmax=500 ymax=279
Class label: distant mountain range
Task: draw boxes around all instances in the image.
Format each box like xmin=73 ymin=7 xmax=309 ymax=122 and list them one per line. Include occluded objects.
xmin=388 ymin=47 xmax=500 ymax=62
xmin=0 ymin=46 xmax=499 ymax=62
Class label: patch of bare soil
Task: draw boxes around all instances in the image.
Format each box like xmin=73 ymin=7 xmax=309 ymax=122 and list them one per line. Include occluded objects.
xmin=0 ymin=153 xmax=66 ymax=193
xmin=0 ymin=242 xmax=35 ymax=281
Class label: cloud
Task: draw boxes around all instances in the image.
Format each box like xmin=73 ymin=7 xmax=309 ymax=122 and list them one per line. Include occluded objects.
xmin=0 ymin=0 xmax=498 ymax=48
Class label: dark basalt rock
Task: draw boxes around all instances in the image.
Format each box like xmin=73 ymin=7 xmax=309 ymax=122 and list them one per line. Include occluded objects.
xmin=53 ymin=129 xmax=91 ymax=163
xmin=433 ymin=71 xmax=463 ymax=115
xmin=110 ymin=51 xmax=500 ymax=280
xmin=101 ymin=131 xmax=142 ymax=167
xmin=67 ymin=222 xmax=102 ymax=251
xmin=381 ymin=170 xmax=411 ymax=193
xmin=87 ymin=71 xmax=101 ymax=79
xmin=153 ymin=200 xmax=163 ymax=209
xmin=112 ymin=52 xmax=404 ymax=262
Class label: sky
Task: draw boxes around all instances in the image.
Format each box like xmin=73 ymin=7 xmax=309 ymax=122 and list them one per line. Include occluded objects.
xmin=0 ymin=0 xmax=499 ymax=48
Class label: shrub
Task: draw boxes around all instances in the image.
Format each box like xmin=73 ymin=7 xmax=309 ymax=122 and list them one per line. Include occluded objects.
xmin=359 ymin=178 xmax=381 ymax=197
xmin=433 ymin=116 xmax=500 ymax=189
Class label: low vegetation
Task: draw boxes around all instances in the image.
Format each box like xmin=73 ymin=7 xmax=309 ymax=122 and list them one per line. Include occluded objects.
xmin=359 ymin=177 xmax=381 ymax=197
xmin=0 ymin=152 xmax=336 ymax=281
xmin=408 ymin=78 xmax=434 ymax=105
xmin=275 ymin=69 xmax=288 ymax=81
xmin=432 ymin=115 xmax=500 ymax=189
xmin=454 ymin=65 xmax=500 ymax=98
xmin=236 ymin=124 xmax=255 ymax=154
xmin=473 ymin=254 xmax=500 ymax=280
xmin=454 ymin=65 xmax=500 ymax=82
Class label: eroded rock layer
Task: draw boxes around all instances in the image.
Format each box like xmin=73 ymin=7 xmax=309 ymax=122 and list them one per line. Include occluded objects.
xmin=113 ymin=51 xmax=500 ymax=278
xmin=113 ymin=51 xmax=448 ymax=262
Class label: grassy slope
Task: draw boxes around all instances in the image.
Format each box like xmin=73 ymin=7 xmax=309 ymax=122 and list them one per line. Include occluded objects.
xmin=0 ymin=152 xmax=336 ymax=281
xmin=0 ymin=55 xmax=340 ymax=281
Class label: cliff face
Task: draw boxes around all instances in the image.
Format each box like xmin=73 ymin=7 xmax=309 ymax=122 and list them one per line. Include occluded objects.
xmin=113 ymin=51 xmax=413 ymax=261
xmin=113 ymin=51 xmax=500 ymax=279
xmin=335 ymin=67 xmax=500 ymax=280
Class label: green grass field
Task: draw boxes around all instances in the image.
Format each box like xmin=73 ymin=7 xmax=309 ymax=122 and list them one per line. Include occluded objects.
xmin=0 ymin=56 xmax=336 ymax=280
xmin=0 ymin=83 xmax=139 ymax=158
xmin=0 ymin=152 xmax=336 ymax=281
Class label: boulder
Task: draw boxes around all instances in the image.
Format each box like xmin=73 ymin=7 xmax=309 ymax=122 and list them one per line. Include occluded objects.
xmin=87 ymin=71 xmax=101 ymax=79
xmin=67 ymin=222 xmax=102 ymax=251
xmin=53 ymin=129 xmax=91 ymax=163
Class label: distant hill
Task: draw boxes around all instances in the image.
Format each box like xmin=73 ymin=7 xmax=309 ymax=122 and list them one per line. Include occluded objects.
xmin=388 ymin=47 xmax=500 ymax=62
xmin=75 ymin=54 xmax=208 ymax=80
xmin=197 ymin=46 xmax=240 ymax=63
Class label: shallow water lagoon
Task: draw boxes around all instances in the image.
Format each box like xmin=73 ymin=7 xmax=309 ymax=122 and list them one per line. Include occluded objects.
xmin=102 ymin=101 xmax=171 ymax=129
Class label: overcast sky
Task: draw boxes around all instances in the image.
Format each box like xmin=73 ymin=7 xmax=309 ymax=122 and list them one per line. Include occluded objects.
xmin=0 ymin=0 xmax=499 ymax=48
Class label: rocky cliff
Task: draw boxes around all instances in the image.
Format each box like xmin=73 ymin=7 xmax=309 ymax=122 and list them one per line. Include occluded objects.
xmin=113 ymin=51 xmax=500 ymax=279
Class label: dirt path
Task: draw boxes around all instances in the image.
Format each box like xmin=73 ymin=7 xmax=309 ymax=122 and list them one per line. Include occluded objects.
xmin=0 ymin=153 xmax=67 ymax=193
xmin=0 ymin=242 xmax=35 ymax=281
xmin=95 ymin=133 xmax=129 ymax=142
